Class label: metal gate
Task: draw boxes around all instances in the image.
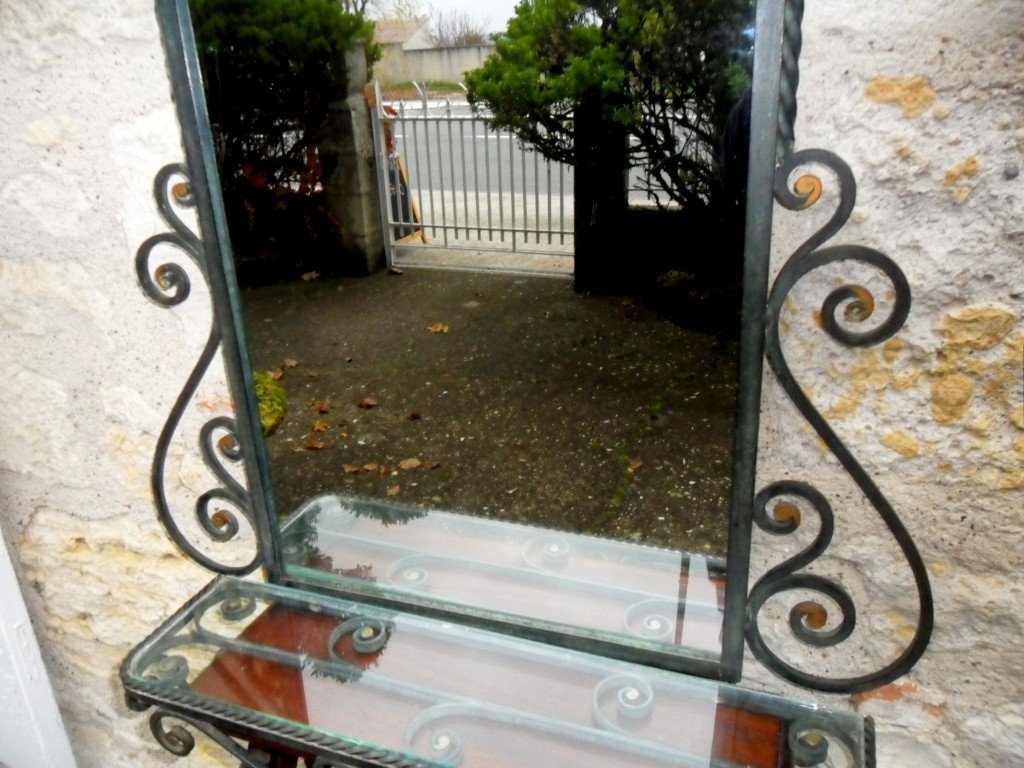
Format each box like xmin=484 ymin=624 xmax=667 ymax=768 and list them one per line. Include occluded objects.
xmin=371 ymin=82 xmax=574 ymax=274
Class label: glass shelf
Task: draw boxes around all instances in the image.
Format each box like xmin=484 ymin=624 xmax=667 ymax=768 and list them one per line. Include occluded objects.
xmin=279 ymin=494 xmax=728 ymax=667
xmin=123 ymin=577 xmax=873 ymax=768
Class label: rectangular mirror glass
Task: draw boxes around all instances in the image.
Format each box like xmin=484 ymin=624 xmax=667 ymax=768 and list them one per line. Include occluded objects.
xmin=175 ymin=0 xmax=778 ymax=678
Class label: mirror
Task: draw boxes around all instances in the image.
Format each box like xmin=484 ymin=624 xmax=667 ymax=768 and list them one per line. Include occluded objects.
xmin=153 ymin=0 xmax=788 ymax=680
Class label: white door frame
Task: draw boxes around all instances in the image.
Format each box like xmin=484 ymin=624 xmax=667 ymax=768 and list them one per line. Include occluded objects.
xmin=0 ymin=528 xmax=76 ymax=768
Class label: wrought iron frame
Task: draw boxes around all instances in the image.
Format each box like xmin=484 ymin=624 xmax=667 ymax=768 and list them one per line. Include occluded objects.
xmin=137 ymin=4 xmax=932 ymax=752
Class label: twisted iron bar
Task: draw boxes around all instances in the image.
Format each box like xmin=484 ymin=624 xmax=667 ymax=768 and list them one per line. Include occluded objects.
xmin=136 ymin=685 xmax=433 ymax=768
xmin=136 ymin=163 xmax=260 ymax=575
xmin=746 ymin=148 xmax=933 ymax=694
xmin=777 ymin=0 xmax=805 ymax=159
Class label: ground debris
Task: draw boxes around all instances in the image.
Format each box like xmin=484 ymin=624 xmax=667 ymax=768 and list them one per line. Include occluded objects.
xmin=308 ymin=399 xmax=331 ymax=414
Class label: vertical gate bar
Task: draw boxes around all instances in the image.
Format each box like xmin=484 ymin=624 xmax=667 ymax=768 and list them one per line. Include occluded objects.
xmin=405 ymin=103 xmax=424 ymax=245
xmin=460 ymin=117 xmax=469 ymax=240
xmin=520 ymin=140 xmax=528 ymax=244
xmin=370 ymin=81 xmax=396 ymax=268
xmin=446 ymin=102 xmax=458 ymax=240
xmin=423 ymin=118 xmax=436 ymax=241
xmin=510 ymin=134 xmax=517 ymax=252
xmin=435 ymin=114 xmax=449 ymax=247
xmin=485 ymin=121 xmax=493 ymax=241
xmin=496 ymin=125 xmax=504 ymax=242
xmin=559 ymin=161 xmax=566 ymax=246
xmin=473 ymin=116 xmax=482 ymax=240
xmin=546 ymin=159 xmax=553 ymax=245
xmin=534 ymin=147 xmax=540 ymax=244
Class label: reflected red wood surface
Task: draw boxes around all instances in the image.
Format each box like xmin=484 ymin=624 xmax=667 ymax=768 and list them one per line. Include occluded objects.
xmin=193 ymin=606 xmax=782 ymax=768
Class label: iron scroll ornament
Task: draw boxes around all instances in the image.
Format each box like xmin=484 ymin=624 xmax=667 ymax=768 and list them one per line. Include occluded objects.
xmin=149 ymin=710 xmax=271 ymax=768
xmin=136 ymin=163 xmax=261 ymax=575
xmin=745 ymin=148 xmax=934 ymax=694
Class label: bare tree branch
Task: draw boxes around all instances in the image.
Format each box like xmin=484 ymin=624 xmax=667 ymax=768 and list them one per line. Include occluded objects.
xmin=339 ymin=0 xmax=372 ymax=15
xmin=367 ymin=0 xmax=423 ymax=19
xmin=427 ymin=5 xmax=490 ymax=47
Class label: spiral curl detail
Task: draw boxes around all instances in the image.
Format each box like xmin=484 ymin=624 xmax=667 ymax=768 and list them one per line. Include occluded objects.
xmin=747 ymin=149 xmax=933 ymax=694
xmin=150 ymin=711 xmax=271 ymax=766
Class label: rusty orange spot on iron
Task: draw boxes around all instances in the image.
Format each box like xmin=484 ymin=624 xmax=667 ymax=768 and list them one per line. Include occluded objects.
xmin=773 ymin=501 xmax=802 ymax=525
xmin=845 ymin=285 xmax=875 ymax=322
xmin=171 ymin=182 xmax=191 ymax=202
xmin=211 ymin=510 xmax=232 ymax=529
xmin=794 ymin=174 xmax=823 ymax=209
xmin=795 ymin=601 xmax=828 ymax=630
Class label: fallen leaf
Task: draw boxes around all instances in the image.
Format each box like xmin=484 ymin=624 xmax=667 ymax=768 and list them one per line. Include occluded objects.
xmin=308 ymin=399 xmax=331 ymax=414
xmin=628 ymin=460 xmax=644 ymax=473
xmin=359 ymin=397 xmax=378 ymax=409
xmin=312 ymin=421 xmax=330 ymax=433
xmin=197 ymin=399 xmax=234 ymax=412
xmin=344 ymin=465 xmax=361 ymax=474
xmin=283 ymin=358 xmax=299 ymax=369
xmin=363 ymin=463 xmax=379 ymax=472
xmin=388 ymin=266 xmax=404 ymax=275
xmin=408 ymin=412 xmax=422 ymax=421
xmin=425 ymin=460 xmax=442 ymax=470
xmin=399 ymin=458 xmax=422 ymax=471
xmin=428 ymin=322 xmax=451 ymax=334
xmin=386 ymin=485 xmax=402 ymax=497
xmin=301 ymin=271 xmax=320 ymax=282
xmin=305 ymin=438 xmax=327 ymax=451
xmin=267 ymin=368 xmax=284 ymax=381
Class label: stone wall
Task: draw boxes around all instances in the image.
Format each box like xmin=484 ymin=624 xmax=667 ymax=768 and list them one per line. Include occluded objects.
xmin=0 ymin=1 xmax=226 ymax=765
xmin=0 ymin=1 xmax=1020 ymax=767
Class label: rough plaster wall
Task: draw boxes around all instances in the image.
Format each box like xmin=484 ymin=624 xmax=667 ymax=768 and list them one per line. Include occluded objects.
xmin=0 ymin=1 xmax=237 ymax=765
xmin=746 ymin=1 xmax=1023 ymax=767
xmin=375 ymin=44 xmax=494 ymax=86
xmin=0 ymin=1 xmax=1021 ymax=768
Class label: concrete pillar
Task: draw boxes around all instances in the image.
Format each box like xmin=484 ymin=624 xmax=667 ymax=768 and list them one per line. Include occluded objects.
xmin=318 ymin=44 xmax=386 ymax=275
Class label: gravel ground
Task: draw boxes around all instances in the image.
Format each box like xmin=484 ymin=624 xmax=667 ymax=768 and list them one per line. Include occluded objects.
xmin=241 ymin=268 xmax=738 ymax=555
